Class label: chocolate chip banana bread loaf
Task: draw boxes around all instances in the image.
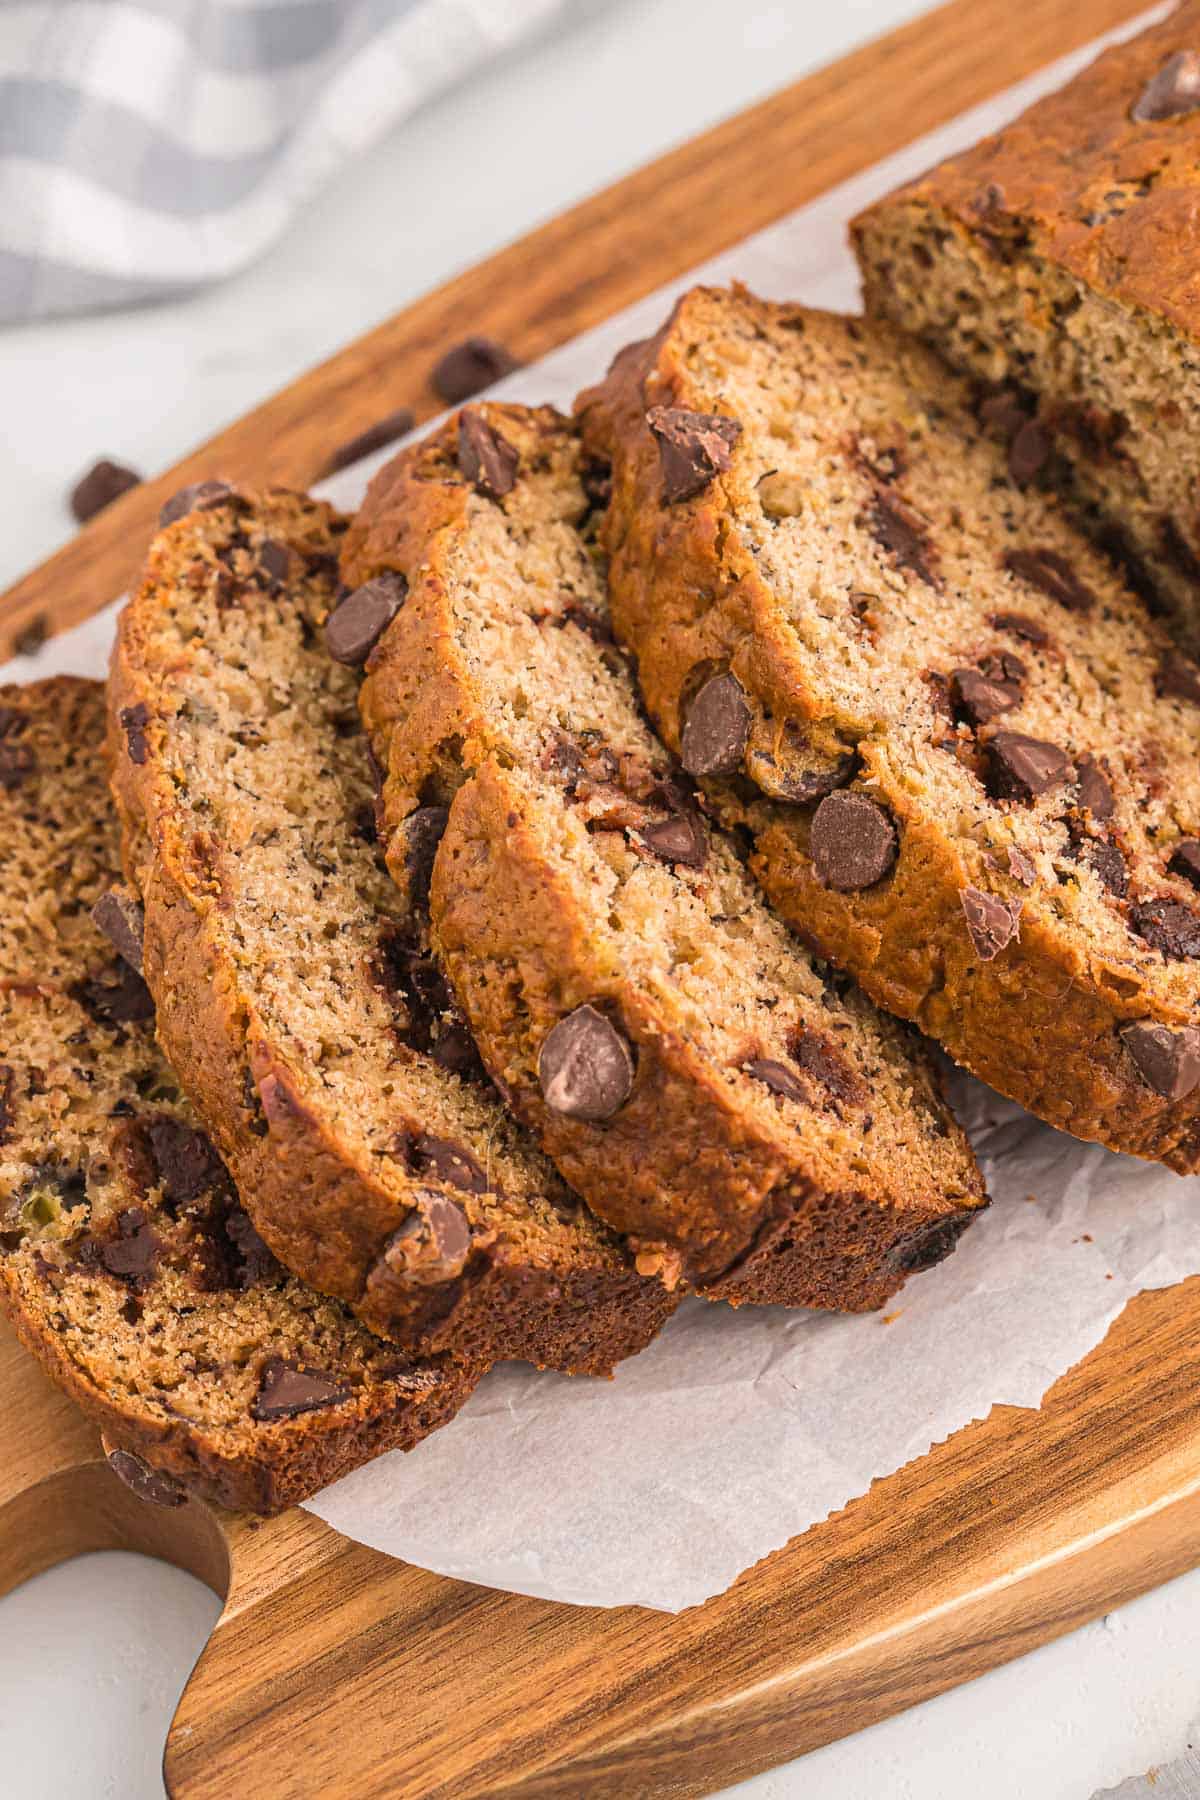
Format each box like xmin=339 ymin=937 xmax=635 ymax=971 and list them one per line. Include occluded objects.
xmin=852 ymin=1 xmax=1200 ymax=655
xmin=0 ymin=678 xmax=480 ymax=1514
xmin=342 ymin=403 xmax=985 ymax=1308
xmin=579 ymin=283 xmax=1200 ymax=1170
xmin=109 ymin=485 xmax=674 ymax=1370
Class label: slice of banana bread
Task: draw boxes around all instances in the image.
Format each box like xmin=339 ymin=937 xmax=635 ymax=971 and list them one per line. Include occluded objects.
xmin=343 ymin=403 xmax=985 ymax=1308
xmin=579 ymin=283 xmax=1200 ymax=1171
xmin=0 ymin=678 xmax=480 ymax=1514
xmin=109 ymin=487 xmax=674 ymax=1369
xmin=852 ymin=1 xmax=1200 ymax=654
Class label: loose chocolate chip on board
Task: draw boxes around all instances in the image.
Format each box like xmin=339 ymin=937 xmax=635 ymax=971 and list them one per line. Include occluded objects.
xmin=158 ymin=480 xmax=239 ymax=528
xmin=638 ymin=809 xmax=708 ymax=870
xmin=1156 ymin=652 xmax=1200 ymax=706
xmin=1129 ymin=898 xmax=1200 ymax=959
xmin=960 ymin=887 xmax=1021 ymax=960
xmin=1169 ymin=840 xmax=1200 ymax=890
xmin=810 ymin=791 xmax=898 ymax=891
xmin=1003 ymin=547 xmax=1095 ymax=614
xmin=322 ymin=408 xmax=417 ymax=477
xmin=104 ymin=1445 xmax=188 ymax=1508
xmin=680 ymin=673 xmax=751 ymax=777
xmin=984 ymin=731 xmax=1070 ymax=802
xmin=70 ymin=458 xmax=142 ymax=524
xmin=1121 ymin=1021 xmax=1200 ymax=1100
xmin=90 ymin=888 xmax=145 ymax=975
xmin=1008 ymin=418 xmax=1051 ymax=485
xmin=431 ymin=337 xmax=521 ymax=405
xmin=252 ymin=1357 xmax=351 ymax=1422
xmin=325 ymin=573 xmax=407 ymax=666
xmin=457 ymin=409 xmax=520 ymax=499
xmin=1074 ymin=753 xmax=1115 ymax=821
xmin=538 ymin=1004 xmax=635 ymax=1122
xmin=646 ymin=406 xmax=742 ymax=504
xmin=119 ymin=702 xmax=151 ymax=765
xmin=1131 ymin=49 xmax=1200 ymax=120
xmin=868 ymin=492 xmax=938 ymax=587
xmin=744 ymin=1059 xmax=808 ymax=1104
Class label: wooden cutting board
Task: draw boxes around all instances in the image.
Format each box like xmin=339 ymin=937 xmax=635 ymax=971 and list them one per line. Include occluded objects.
xmin=2 ymin=2 xmax=1189 ymax=1795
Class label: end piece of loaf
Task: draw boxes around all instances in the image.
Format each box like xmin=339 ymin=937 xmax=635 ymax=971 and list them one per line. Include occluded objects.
xmin=0 ymin=678 xmax=480 ymax=1514
xmin=343 ymin=403 xmax=985 ymax=1310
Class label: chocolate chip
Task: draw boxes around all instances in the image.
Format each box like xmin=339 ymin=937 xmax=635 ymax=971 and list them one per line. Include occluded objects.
xmin=1004 ymin=547 xmax=1095 ymax=613
xmin=1121 ymin=1021 xmax=1200 ymax=1099
xmin=1156 ymin=652 xmax=1200 ymax=706
xmin=989 ymin=611 xmax=1050 ymax=646
xmin=105 ymin=1446 xmax=187 ymax=1508
xmin=984 ymin=732 xmax=1070 ymax=801
xmin=646 ymin=406 xmax=741 ymax=504
xmin=538 ymin=1004 xmax=634 ymax=1121
xmin=1129 ymin=898 xmax=1200 ymax=959
xmin=325 ymin=573 xmax=407 ymax=666
xmin=580 ymin=458 xmax=613 ymax=512
xmin=431 ymin=338 xmax=521 ymax=405
xmin=384 ymin=1194 xmax=473 ymax=1283
xmin=12 ymin=615 xmax=48 ymax=658
xmin=144 ymin=1117 xmax=225 ymax=1209
xmin=743 ymin=1059 xmax=808 ymax=1104
xmin=789 ymin=1028 xmax=863 ymax=1106
xmin=1131 ymin=49 xmax=1200 ymax=121
xmin=257 ymin=539 xmax=290 ymax=583
xmin=119 ymin=702 xmax=151 ymax=765
xmin=394 ymin=805 xmax=449 ymax=913
xmin=746 ymin=722 xmax=858 ymax=803
xmin=90 ymin=888 xmax=145 ymax=975
xmin=638 ymin=809 xmax=708 ymax=870
xmin=1083 ymin=838 xmax=1129 ymax=898
xmin=887 ymin=1213 xmax=973 ymax=1276
xmin=0 ymin=728 xmax=35 ymax=791
xmin=951 ymin=658 xmax=1023 ymax=725
xmin=70 ymin=459 xmax=142 ymax=524
xmin=810 ymin=792 xmax=898 ymax=891
xmin=400 ymin=1132 xmax=488 ymax=1195
xmin=98 ymin=1207 xmax=161 ymax=1284
xmin=960 ymin=887 xmax=1021 ymax=959
xmin=1075 ymin=753 xmax=1115 ymax=820
xmin=70 ymin=961 xmax=155 ymax=1027
xmin=978 ymin=390 xmax=1030 ymax=437
xmin=1169 ymin=840 xmax=1200 ymax=890
xmin=868 ymin=491 xmax=938 ymax=586
xmin=224 ymin=1206 xmax=278 ymax=1289
xmin=322 ymin=408 xmax=417 ymax=477
xmin=457 ymin=410 xmax=519 ymax=499
xmin=680 ymin=673 xmax=751 ymax=777
xmin=251 ymin=1357 xmax=350 ymax=1422
xmin=158 ymin=480 xmax=239 ymax=528
xmin=1008 ymin=418 xmax=1051 ymax=485
xmin=0 ymin=1065 xmax=14 ymax=1144
xmin=1008 ymin=845 xmax=1037 ymax=886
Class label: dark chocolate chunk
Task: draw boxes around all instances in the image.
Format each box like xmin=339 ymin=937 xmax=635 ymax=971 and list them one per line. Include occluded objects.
xmin=580 ymin=457 xmax=613 ymax=512
xmin=951 ymin=655 xmax=1024 ymax=725
xmin=1007 ymin=845 xmax=1037 ymax=886
xmin=251 ymin=1357 xmax=350 ymax=1422
xmin=638 ymin=809 xmax=708 ymax=870
xmin=1169 ymin=839 xmax=1200 ymax=890
xmin=1083 ymin=837 xmax=1129 ymax=898
xmin=1156 ymin=652 xmax=1200 ymax=706
xmin=887 ymin=1212 xmax=973 ymax=1276
xmin=325 ymin=573 xmax=407 ymax=667
xmin=869 ymin=491 xmax=938 ymax=586
xmin=322 ymin=408 xmax=417 ymax=477
xmin=789 ymin=1028 xmax=863 ymax=1106
xmin=144 ymin=1117 xmax=225 ymax=1209
xmin=105 ymin=1446 xmax=188 ymax=1508
xmin=70 ymin=961 xmax=155 ymax=1027
xmin=680 ymin=673 xmax=751 ymax=777
xmin=385 ymin=1193 xmax=473 ymax=1283
xmin=1003 ymin=547 xmax=1095 ymax=614
xmin=431 ymin=337 xmax=521 ymax=405
xmin=457 ymin=410 xmax=519 ymax=499
xmin=257 ymin=539 xmax=290 ymax=582
xmin=810 ymin=791 xmax=898 ymax=891
xmin=1008 ymin=418 xmax=1051 ymax=485
xmin=1074 ymin=753 xmax=1115 ymax=820
xmin=988 ymin=611 xmax=1049 ymax=647
xmin=1131 ymin=49 xmax=1200 ymax=121
xmin=743 ymin=1059 xmax=808 ymax=1105
xmin=978 ymin=389 xmax=1030 ymax=437
xmin=1129 ymin=898 xmax=1200 ymax=959
xmin=538 ymin=1004 xmax=634 ymax=1122
xmin=960 ymin=887 xmax=1021 ymax=960
xmin=984 ymin=731 xmax=1070 ymax=802
xmin=224 ymin=1206 xmax=278 ymax=1289
xmin=646 ymin=406 xmax=741 ymax=504
xmin=98 ymin=1207 xmax=161 ymax=1284
xmin=119 ymin=702 xmax=151 ymax=765
xmin=90 ymin=888 xmax=145 ymax=975
xmin=1121 ymin=1021 xmax=1200 ymax=1100
xmin=394 ymin=805 xmax=449 ymax=914
xmin=70 ymin=458 xmax=142 ymax=524
xmin=400 ymin=1132 xmax=488 ymax=1195
xmin=158 ymin=480 xmax=239 ymax=528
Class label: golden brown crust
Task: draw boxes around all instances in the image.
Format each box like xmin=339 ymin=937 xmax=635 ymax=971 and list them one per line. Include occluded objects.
xmin=577 ymin=287 xmax=1200 ymax=1171
xmin=109 ymin=490 xmax=674 ymax=1371
xmin=349 ymin=404 xmax=985 ymax=1307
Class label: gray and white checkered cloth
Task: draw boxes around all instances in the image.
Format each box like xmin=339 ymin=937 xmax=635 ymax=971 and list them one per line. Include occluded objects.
xmin=0 ymin=0 xmax=575 ymax=323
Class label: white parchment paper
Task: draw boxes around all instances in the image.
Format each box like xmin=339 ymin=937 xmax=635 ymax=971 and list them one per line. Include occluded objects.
xmin=17 ymin=7 xmax=1195 ymax=1615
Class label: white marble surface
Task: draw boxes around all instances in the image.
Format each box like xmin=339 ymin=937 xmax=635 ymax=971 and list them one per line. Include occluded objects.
xmin=3 ymin=0 xmax=1199 ymax=1794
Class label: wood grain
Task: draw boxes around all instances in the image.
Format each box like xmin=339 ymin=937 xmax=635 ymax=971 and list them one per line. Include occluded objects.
xmin=3 ymin=1 xmax=1185 ymax=1795
xmin=0 ymin=0 xmax=1144 ymax=657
